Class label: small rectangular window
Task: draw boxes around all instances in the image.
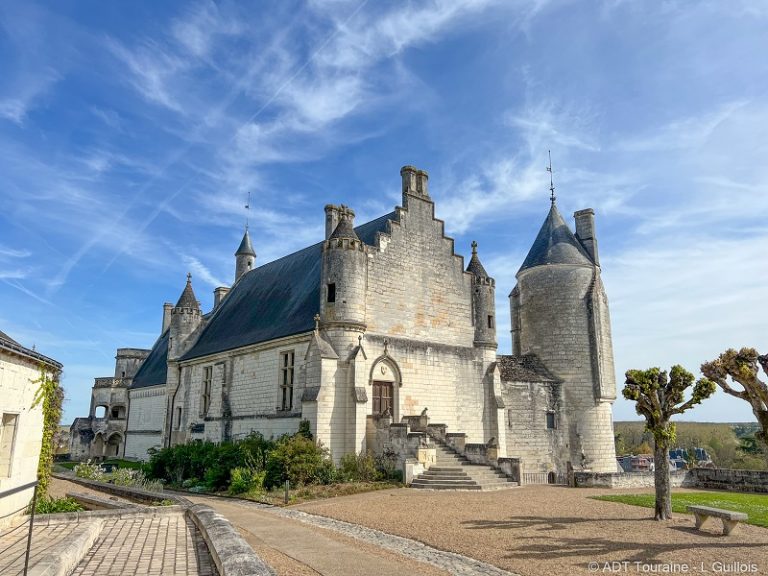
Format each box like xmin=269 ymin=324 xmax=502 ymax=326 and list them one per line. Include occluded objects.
xmin=280 ymin=351 xmax=295 ymax=411
xmin=327 ymin=283 xmax=336 ymax=303
xmin=0 ymin=413 xmax=19 ymax=477
xmin=487 ymin=315 xmax=494 ymax=329
xmin=546 ymin=411 xmax=556 ymax=430
xmin=202 ymin=366 xmax=212 ymax=415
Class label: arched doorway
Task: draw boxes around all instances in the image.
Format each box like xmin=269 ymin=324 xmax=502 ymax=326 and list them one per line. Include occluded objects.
xmin=91 ymin=433 xmax=104 ymax=458
xmin=106 ymin=433 xmax=122 ymax=458
xmin=368 ymin=356 xmax=402 ymax=421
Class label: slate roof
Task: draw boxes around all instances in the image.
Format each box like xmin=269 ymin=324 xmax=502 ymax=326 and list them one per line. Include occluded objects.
xmin=175 ymin=274 xmax=200 ymax=309
xmin=130 ymin=330 xmax=170 ymax=389
xmin=497 ymin=354 xmax=560 ymax=383
xmin=466 ymin=253 xmax=489 ymax=279
xmin=519 ymin=203 xmax=593 ymax=272
xmin=0 ymin=328 xmax=62 ymax=369
xmin=180 ymin=212 xmax=396 ymax=361
xmin=235 ymin=229 xmax=256 ymax=256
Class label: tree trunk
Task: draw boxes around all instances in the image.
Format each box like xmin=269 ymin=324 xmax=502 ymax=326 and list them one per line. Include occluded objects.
xmin=654 ymin=437 xmax=672 ymax=520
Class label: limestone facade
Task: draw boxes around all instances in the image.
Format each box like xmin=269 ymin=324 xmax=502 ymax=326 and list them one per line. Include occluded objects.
xmin=75 ymin=165 xmax=619 ymax=477
xmin=0 ymin=330 xmax=62 ymax=528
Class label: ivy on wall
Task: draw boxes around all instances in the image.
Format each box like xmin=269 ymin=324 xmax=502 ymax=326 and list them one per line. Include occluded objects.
xmin=31 ymin=364 xmax=63 ymax=498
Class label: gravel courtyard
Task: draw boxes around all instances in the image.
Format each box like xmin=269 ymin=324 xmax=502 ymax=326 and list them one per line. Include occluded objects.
xmin=296 ymin=485 xmax=768 ymax=576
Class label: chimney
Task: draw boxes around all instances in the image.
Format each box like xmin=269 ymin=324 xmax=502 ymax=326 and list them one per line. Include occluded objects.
xmin=162 ymin=302 xmax=173 ymax=333
xmin=325 ymin=204 xmax=341 ymax=239
xmin=574 ymin=208 xmax=599 ymax=265
xmin=400 ymin=166 xmax=430 ymax=199
xmin=340 ymin=205 xmax=355 ymax=226
xmin=213 ymin=286 xmax=230 ymax=309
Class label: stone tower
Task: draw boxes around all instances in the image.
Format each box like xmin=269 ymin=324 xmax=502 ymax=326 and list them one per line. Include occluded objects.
xmin=320 ymin=206 xmax=367 ymax=355
xmin=169 ymin=273 xmax=202 ymax=360
xmin=467 ymin=241 xmax=497 ymax=350
xmin=235 ymin=228 xmax=256 ymax=283
xmin=510 ymin=201 xmax=617 ymax=472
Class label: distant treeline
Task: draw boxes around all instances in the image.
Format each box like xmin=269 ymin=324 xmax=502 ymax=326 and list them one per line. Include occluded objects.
xmin=614 ymin=421 xmax=766 ymax=470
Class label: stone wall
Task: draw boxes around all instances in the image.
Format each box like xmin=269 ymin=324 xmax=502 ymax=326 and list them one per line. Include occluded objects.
xmin=573 ymin=470 xmax=692 ymax=489
xmin=501 ymin=380 xmax=569 ymax=473
xmin=124 ymin=385 xmax=166 ymax=459
xmin=515 ymin=264 xmax=616 ymax=472
xmin=0 ymin=352 xmax=47 ymax=529
xmin=173 ymin=335 xmax=311 ymax=447
xmin=690 ymin=468 xmax=768 ymax=493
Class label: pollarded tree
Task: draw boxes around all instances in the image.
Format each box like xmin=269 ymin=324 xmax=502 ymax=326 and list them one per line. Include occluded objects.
xmin=701 ymin=348 xmax=768 ymax=464
xmin=623 ymin=366 xmax=715 ymax=520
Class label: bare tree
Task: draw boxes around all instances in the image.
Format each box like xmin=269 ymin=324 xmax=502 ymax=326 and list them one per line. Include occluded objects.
xmin=623 ymin=366 xmax=715 ymax=520
xmin=702 ymin=348 xmax=768 ymax=463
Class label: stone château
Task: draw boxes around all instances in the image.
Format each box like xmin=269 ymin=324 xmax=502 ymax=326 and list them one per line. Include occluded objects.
xmin=70 ymin=165 xmax=618 ymax=476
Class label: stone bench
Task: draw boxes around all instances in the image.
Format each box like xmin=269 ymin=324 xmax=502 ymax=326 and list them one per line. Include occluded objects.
xmin=687 ymin=505 xmax=747 ymax=535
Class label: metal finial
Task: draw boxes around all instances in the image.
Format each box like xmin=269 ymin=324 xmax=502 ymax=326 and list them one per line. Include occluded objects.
xmin=471 ymin=240 xmax=478 ymax=255
xmin=245 ymin=191 xmax=251 ymax=231
xmin=547 ymin=150 xmax=556 ymax=205
xmin=186 ymin=272 xmax=192 ymax=283
xmin=314 ymin=313 xmax=320 ymax=331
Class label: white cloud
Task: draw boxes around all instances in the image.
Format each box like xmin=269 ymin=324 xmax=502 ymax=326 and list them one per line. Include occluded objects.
xmin=181 ymin=255 xmax=227 ymax=289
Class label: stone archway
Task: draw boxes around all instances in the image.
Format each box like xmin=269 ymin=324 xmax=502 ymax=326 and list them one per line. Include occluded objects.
xmin=91 ymin=433 xmax=104 ymax=458
xmin=368 ymin=356 xmax=402 ymax=422
xmin=106 ymin=433 xmax=123 ymax=458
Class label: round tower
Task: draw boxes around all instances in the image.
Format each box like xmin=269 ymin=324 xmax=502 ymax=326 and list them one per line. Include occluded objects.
xmin=169 ymin=273 xmax=202 ymax=359
xmin=235 ymin=228 xmax=256 ymax=283
xmin=320 ymin=206 xmax=367 ymax=355
xmin=512 ymin=202 xmax=617 ymax=473
xmin=467 ymin=241 xmax=497 ymax=350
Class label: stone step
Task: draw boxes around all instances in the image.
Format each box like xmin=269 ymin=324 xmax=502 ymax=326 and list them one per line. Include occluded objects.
xmin=411 ymin=482 xmax=482 ymax=490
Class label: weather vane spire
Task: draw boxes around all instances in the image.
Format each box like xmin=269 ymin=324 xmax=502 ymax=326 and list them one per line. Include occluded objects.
xmin=245 ymin=191 xmax=251 ymax=231
xmin=547 ymin=150 xmax=556 ymax=205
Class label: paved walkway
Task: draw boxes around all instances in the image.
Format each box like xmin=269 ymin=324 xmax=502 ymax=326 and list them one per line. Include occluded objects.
xmin=0 ymin=508 xmax=217 ymax=576
xmin=186 ymin=494 xmax=514 ymax=576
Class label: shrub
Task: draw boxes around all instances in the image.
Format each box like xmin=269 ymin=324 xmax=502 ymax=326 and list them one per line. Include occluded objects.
xmin=265 ymin=435 xmax=331 ymax=489
xmin=111 ymin=468 xmax=164 ymax=492
xmin=229 ymin=467 xmax=266 ymax=495
xmin=74 ymin=459 xmax=106 ymax=482
xmin=339 ymin=451 xmax=381 ymax=482
xmin=33 ymin=496 xmax=84 ymax=514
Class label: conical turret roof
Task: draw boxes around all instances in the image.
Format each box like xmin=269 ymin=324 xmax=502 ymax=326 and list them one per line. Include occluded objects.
xmin=519 ymin=203 xmax=593 ymax=272
xmin=466 ymin=241 xmax=490 ymax=279
xmin=329 ymin=214 xmax=359 ymax=240
xmin=175 ymin=273 xmax=200 ymax=309
xmin=235 ymin=229 xmax=256 ymax=256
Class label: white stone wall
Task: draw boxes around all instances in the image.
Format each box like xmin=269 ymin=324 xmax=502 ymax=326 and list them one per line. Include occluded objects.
xmin=173 ymin=335 xmax=312 ymax=445
xmin=365 ymin=197 xmax=475 ymax=348
xmin=516 ymin=264 xmax=617 ymax=472
xmin=124 ymin=385 xmax=166 ymax=460
xmin=0 ymin=353 xmax=46 ymax=529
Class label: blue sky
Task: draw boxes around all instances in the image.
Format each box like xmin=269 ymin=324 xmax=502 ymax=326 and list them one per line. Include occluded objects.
xmin=1 ymin=1 xmax=766 ymax=426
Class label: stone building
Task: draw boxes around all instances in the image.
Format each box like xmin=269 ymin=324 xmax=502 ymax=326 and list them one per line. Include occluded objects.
xmin=79 ymin=165 xmax=618 ymax=476
xmin=0 ymin=329 xmax=62 ymax=529
xmin=69 ymin=348 xmax=149 ymax=459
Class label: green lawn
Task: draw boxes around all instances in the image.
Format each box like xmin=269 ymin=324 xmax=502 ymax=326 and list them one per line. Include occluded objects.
xmin=592 ymin=491 xmax=768 ymax=528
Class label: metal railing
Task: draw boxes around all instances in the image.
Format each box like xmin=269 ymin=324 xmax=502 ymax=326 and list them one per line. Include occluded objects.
xmin=0 ymin=479 xmax=39 ymax=576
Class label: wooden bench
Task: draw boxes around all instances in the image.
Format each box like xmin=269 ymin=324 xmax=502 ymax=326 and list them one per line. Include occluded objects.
xmin=687 ymin=505 xmax=748 ymax=535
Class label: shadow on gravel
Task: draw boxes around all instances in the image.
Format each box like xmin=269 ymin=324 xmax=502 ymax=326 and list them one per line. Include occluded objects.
xmin=501 ymin=535 xmax=766 ymax=563
xmin=462 ymin=516 xmax=648 ymax=531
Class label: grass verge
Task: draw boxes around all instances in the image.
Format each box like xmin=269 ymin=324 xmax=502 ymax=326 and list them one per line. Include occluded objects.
xmin=592 ymin=491 xmax=768 ymax=528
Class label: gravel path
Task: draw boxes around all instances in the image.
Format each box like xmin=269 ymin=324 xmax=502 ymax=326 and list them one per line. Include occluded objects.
xmin=295 ymin=485 xmax=768 ymax=576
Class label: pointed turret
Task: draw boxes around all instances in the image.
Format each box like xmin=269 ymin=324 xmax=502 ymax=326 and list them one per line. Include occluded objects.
xmin=175 ymin=273 xmax=200 ymax=310
xmin=235 ymin=228 xmax=256 ymax=282
xmin=518 ymin=203 xmax=593 ymax=273
xmin=169 ymin=273 xmax=202 ymax=359
xmin=467 ymin=241 xmax=496 ymax=349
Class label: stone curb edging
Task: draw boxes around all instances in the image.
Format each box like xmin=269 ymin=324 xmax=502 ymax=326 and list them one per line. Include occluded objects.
xmin=188 ymin=503 xmax=276 ymax=576
xmin=28 ymin=518 xmax=103 ymax=576
xmin=271 ymin=508 xmax=518 ymax=576
xmin=50 ymin=473 xmax=274 ymax=576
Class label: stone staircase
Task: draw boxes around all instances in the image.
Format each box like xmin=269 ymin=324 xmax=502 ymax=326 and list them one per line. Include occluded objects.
xmin=411 ymin=441 xmax=518 ymax=491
